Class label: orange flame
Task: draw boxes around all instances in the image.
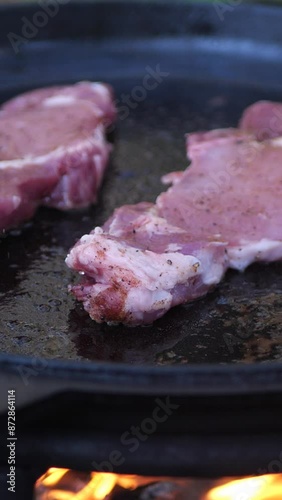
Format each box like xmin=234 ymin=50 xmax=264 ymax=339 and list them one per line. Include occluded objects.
xmin=35 ymin=468 xmax=167 ymax=499
xmin=205 ymin=474 xmax=282 ymax=500
xmin=35 ymin=468 xmax=282 ymax=499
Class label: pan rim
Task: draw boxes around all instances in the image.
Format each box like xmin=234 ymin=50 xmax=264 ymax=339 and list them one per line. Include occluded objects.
xmin=1 ymin=352 xmax=282 ymax=396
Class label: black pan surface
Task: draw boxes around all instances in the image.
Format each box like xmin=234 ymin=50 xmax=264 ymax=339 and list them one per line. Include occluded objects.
xmin=0 ymin=2 xmax=282 ymax=403
xmin=1 ymin=79 xmax=282 ymax=367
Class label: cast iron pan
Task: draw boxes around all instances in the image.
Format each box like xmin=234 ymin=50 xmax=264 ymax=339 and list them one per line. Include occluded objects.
xmin=1 ymin=1 xmax=282 ymax=413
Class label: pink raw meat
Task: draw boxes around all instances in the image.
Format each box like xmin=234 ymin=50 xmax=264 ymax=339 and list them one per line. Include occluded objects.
xmin=0 ymin=82 xmax=116 ymax=232
xmin=239 ymin=100 xmax=282 ymax=140
xmin=66 ymin=103 xmax=282 ymax=326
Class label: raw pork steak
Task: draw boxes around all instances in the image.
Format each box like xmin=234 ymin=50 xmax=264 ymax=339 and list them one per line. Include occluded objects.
xmin=240 ymin=100 xmax=282 ymax=140
xmin=0 ymin=82 xmax=116 ymax=232
xmin=66 ymin=103 xmax=282 ymax=326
